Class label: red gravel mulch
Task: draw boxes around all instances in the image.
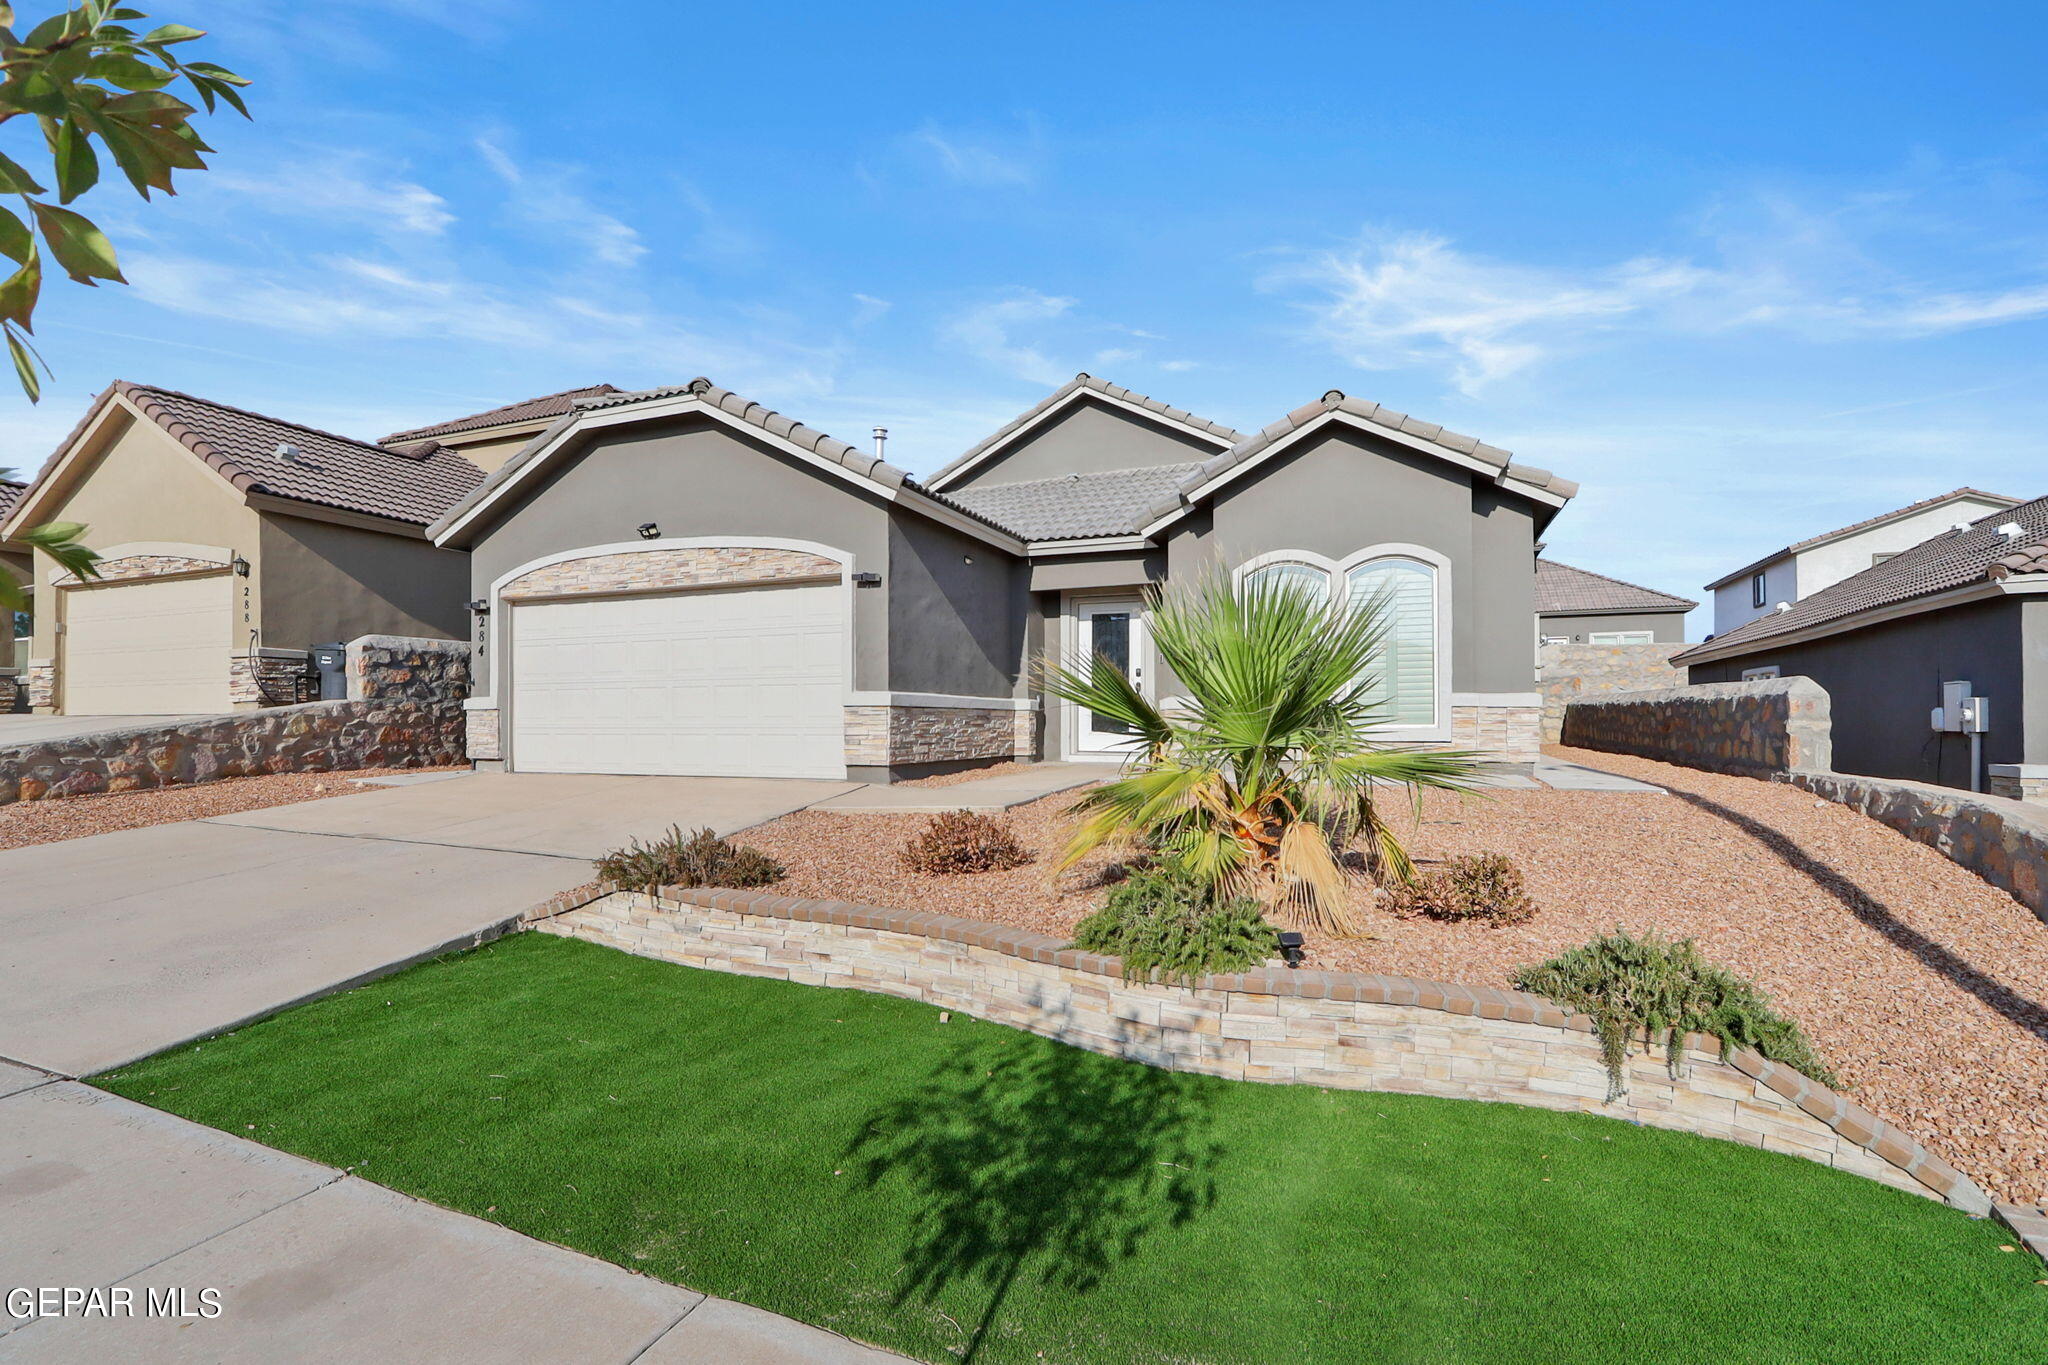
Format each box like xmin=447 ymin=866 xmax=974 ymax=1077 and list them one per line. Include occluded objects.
xmin=741 ymin=747 xmax=2048 ymax=1206
xmin=0 ymin=768 xmax=460 ymax=851
xmin=895 ymin=760 xmax=1042 ymax=790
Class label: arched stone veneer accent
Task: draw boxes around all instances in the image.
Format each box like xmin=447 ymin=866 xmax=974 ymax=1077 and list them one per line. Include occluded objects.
xmin=522 ymin=882 xmax=1991 ymax=1215
xmin=498 ymin=546 xmax=842 ymax=601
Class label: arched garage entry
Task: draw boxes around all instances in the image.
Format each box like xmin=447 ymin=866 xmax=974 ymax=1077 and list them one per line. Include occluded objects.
xmin=493 ymin=538 xmax=852 ymax=779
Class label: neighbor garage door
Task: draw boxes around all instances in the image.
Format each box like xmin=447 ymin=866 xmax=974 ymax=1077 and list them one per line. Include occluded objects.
xmin=509 ymin=583 xmax=845 ymax=778
xmin=62 ymin=573 xmax=233 ymax=714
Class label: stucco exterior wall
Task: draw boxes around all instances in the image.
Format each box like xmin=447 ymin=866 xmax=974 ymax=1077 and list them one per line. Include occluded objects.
xmin=1711 ymin=556 xmax=1798 ymax=637
xmin=1688 ymin=596 xmax=2030 ymax=788
xmin=256 ymin=513 xmax=468 ymax=649
xmin=886 ymin=512 xmax=1029 ymax=698
xmin=944 ymin=396 xmax=1221 ymax=490
xmin=25 ymin=411 xmax=262 ymax=660
xmin=1162 ymin=425 xmax=1540 ymax=699
xmin=435 ymin=430 xmax=534 ymax=474
xmin=1795 ymin=495 xmax=2014 ymax=600
xmin=461 ymin=416 xmax=895 ymax=693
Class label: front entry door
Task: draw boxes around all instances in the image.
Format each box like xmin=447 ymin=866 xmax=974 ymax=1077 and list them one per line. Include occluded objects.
xmin=1073 ymin=598 xmax=1148 ymax=756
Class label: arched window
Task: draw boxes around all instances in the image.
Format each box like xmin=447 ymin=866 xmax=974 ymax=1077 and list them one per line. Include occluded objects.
xmin=1242 ymin=559 xmax=1331 ymax=601
xmin=1344 ymin=556 xmax=1438 ymax=727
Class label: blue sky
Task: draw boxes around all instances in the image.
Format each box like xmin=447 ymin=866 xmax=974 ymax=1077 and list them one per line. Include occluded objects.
xmin=10 ymin=0 xmax=2048 ymax=631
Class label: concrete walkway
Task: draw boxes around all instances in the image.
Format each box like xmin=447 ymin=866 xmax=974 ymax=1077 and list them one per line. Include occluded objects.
xmin=811 ymin=761 xmax=1104 ymax=813
xmin=1533 ymin=758 xmax=1665 ymax=793
xmin=0 ymin=1073 xmax=901 ymax=1362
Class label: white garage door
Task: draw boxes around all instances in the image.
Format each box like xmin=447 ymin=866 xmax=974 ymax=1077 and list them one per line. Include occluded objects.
xmin=509 ymin=583 xmax=845 ymax=778
xmin=63 ymin=573 xmax=233 ymax=714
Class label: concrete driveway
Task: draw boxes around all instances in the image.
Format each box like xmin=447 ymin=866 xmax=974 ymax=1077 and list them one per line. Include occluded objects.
xmin=0 ymin=773 xmax=854 ymax=1077
xmin=0 ymin=713 xmax=203 ymax=744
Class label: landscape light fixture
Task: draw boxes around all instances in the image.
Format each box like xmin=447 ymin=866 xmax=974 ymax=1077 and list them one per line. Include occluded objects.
xmin=637 ymin=522 xmax=661 ymax=540
xmin=1278 ymin=931 xmax=1305 ymax=969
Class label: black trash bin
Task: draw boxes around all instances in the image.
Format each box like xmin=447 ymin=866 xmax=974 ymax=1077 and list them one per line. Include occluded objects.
xmin=310 ymin=642 xmax=347 ymax=701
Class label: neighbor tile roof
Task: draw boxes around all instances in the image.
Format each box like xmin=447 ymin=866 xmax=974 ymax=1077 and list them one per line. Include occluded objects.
xmin=381 ymin=384 xmax=620 ymax=445
xmin=949 ymin=463 xmax=1204 ymax=541
xmin=0 ymin=478 xmax=24 ymax=524
xmin=1702 ymin=487 xmax=2021 ymax=589
xmin=1535 ymin=558 xmax=1696 ymax=614
xmin=110 ymin=383 xmax=484 ymax=526
xmin=924 ymin=373 xmax=1242 ymax=488
xmin=1137 ymin=389 xmax=1577 ymax=529
xmin=1675 ymin=494 xmax=2048 ymax=662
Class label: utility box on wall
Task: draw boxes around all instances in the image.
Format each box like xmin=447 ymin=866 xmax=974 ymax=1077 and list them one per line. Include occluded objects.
xmin=1932 ymin=680 xmax=1990 ymax=735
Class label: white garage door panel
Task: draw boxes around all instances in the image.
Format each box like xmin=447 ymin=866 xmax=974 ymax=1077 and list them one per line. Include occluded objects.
xmin=63 ymin=574 xmax=232 ymax=714
xmin=510 ymin=584 xmax=845 ymax=778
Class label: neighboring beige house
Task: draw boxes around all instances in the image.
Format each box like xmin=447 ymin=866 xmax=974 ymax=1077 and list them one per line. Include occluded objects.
xmin=0 ymin=382 xmax=481 ymax=716
xmin=1 ymin=477 xmax=29 ymax=681
xmin=1707 ymin=487 xmax=2019 ymax=638
xmin=381 ymin=383 xmax=619 ymax=474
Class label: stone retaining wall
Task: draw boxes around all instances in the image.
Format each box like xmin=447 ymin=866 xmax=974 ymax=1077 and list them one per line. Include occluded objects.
xmin=0 ymin=633 xmax=469 ymax=806
xmin=1789 ymin=770 xmax=2048 ymax=927
xmin=525 ymin=882 xmax=1986 ymax=1213
xmin=1538 ymin=642 xmax=1687 ymax=743
xmin=1561 ymin=676 xmax=1833 ymax=775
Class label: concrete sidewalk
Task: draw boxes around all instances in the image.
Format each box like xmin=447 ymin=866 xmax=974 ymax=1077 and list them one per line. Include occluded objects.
xmin=0 ymin=1078 xmax=901 ymax=1362
xmin=810 ymin=761 xmax=1103 ymax=813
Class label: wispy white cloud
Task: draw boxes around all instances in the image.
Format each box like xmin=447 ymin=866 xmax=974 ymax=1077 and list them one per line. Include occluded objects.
xmin=212 ymin=156 xmax=453 ymax=236
xmin=475 ymin=135 xmax=645 ymax=269
xmin=942 ymin=290 xmax=1076 ymax=384
xmin=908 ymin=122 xmax=1041 ymax=188
xmin=1273 ymin=185 xmax=2048 ymax=393
xmin=1158 ymin=359 xmax=1200 ymax=372
xmin=851 ymin=293 xmax=892 ymax=326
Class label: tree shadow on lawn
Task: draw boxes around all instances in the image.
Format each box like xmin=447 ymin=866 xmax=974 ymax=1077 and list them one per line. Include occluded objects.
xmin=1669 ymin=786 xmax=2048 ymax=1043
xmin=846 ymin=1033 xmax=1222 ymax=1363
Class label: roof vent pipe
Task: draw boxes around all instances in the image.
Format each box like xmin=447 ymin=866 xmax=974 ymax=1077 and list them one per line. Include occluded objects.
xmin=1775 ymin=601 xmax=1793 ymax=613
xmin=872 ymin=427 xmax=887 ymax=459
xmin=275 ymin=442 xmax=303 ymax=465
xmin=1998 ymin=521 xmax=2026 ymax=542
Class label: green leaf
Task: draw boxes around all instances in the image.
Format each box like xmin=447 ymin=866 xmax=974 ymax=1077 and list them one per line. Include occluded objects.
xmin=22 ymin=9 xmax=83 ymax=48
xmin=0 ymin=247 xmax=41 ymax=329
xmin=0 ymin=149 xmax=47 ymax=195
xmin=7 ymin=326 xmax=40 ymax=401
xmin=0 ymin=71 xmax=69 ymax=118
xmin=141 ymin=23 xmax=205 ymax=44
xmin=207 ymin=78 xmax=246 ymax=118
xmin=0 ymin=206 xmax=33 ymax=265
xmin=21 ymin=521 xmax=99 ymax=580
xmin=29 ymin=201 xmax=123 ymax=284
xmin=181 ymin=61 xmax=251 ymax=87
xmin=92 ymin=53 xmax=175 ymax=91
xmin=52 ymin=120 xmax=99 ymax=203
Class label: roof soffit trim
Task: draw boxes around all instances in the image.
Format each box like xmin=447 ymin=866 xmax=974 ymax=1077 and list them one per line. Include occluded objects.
xmin=430 ymin=386 xmax=1025 ymax=553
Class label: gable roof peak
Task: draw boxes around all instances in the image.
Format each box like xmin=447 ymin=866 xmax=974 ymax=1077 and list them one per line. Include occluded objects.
xmin=922 ymin=374 xmax=1242 ymax=491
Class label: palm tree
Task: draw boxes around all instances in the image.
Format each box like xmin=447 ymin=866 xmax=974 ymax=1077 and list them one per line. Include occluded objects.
xmin=1042 ymin=568 xmax=1489 ymax=936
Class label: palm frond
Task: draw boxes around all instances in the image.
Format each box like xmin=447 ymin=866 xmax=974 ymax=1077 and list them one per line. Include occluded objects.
xmin=0 ymin=521 xmax=96 ymax=617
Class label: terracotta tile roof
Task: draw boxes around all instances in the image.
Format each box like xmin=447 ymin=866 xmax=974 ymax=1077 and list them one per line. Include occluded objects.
xmin=1536 ymin=558 xmax=1696 ymax=614
xmin=0 ymin=478 xmax=23 ymax=525
xmin=381 ymin=384 xmax=620 ymax=445
xmin=924 ymin=373 xmax=1242 ymax=489
xmin=1137 ymin=388 xmax=1577 ymax=529
xmin=949 ymin=463 xmax=1204 ymax=541
xmin=1676 ymin=495 xmax=2048 ymax=663
xmin=106 ymin=383 xmax=484 ymax=526
xmin=1703 ymin=487 xmax=2021 ymax=590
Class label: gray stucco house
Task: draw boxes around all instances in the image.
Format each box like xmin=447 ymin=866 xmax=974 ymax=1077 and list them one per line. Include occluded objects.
xmin=427 ymin=374 xmax=1578 ymax=782
xmin=1535 ymin=558 xmax=1695 ymax=644
xmin=1678 ymin=494 xmax=2048 ymax=799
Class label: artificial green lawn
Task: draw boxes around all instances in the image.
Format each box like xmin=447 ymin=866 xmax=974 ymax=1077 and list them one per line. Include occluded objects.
xmin=98 ymin=933 xmax=2044 ymax=1364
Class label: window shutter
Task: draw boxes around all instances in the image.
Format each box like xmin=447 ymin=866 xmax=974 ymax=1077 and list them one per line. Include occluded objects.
xmin=1346 ymin=559 xmax=1437 ymax=726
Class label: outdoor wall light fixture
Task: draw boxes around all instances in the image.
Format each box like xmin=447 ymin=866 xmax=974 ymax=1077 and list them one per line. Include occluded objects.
xmin=851 ymin=572 xmax=882 ymax=587
xmin=466 ymin=599 xmax=490 ymax=615
xmin=231 ymin=556 xmax=250 ymax=577
xmin=1278 ymin=931 xmax=1305 ymax=969
xmin=637 ymin=522 xmax=661 ymax=540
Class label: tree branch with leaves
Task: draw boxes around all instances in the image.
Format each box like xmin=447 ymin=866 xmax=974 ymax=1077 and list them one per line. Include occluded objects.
xmin=0 ymin=1 xmax=250 ymax=399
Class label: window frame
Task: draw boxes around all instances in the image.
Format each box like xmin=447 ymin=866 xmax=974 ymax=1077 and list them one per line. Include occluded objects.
xmin=1750 ymin=571 xmax=1768 ymax=609
xmin=1588 ymin=629 xmax=1656 ymax=645
xmin=1235 ymin=544 xmax=1452 ymax=740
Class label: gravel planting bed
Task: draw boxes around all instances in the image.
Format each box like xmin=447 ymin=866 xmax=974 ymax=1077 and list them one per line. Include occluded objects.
xmin=0 ymin=767 xmax=457 ymax=851
xmin=895 ymin=759 xmax=1040 ymax=789
xmin=742 ymin=747 xmax=2048 ymax=1206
